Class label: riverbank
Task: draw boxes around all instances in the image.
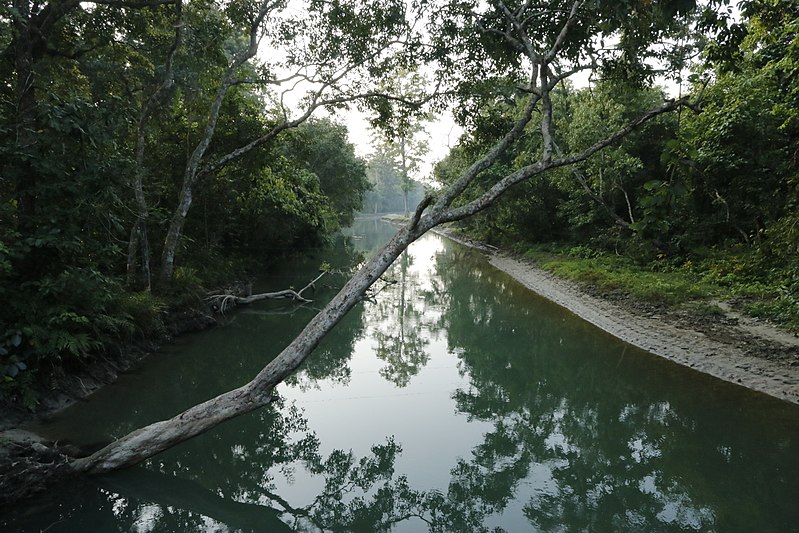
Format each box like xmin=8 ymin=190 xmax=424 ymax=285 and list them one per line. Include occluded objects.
xmin=0 ymin=303 xmax=220 ymax=432
xmin=433 ymin=226 xmax=799 ymax=405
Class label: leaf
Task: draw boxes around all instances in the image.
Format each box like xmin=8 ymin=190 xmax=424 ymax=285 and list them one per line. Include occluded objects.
xmin=10 ymin=333 xmax=22 ymax=347
xmin=643 ymin=180 xmax=663 ymax=191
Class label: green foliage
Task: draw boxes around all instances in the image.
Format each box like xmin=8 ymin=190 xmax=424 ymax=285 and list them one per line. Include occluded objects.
xmin=118 ymin=292 xmax=167 ymax=337
xmin=746 ymin=294 xmax=799 ymax=332
xmin=2 ymin=0 xmax=797 ymax=404
xmin=0 ymin=331 xmax=26 ymax=381
xmin=527 ymin=245 xmax=719 ymax=305
xmin=437 ymin=3 xmax=799 ymax=331
xmin=0 ymin=1 xmax=380 ymax=405
xmin=281 ymin=119 xmax=370 ymax=226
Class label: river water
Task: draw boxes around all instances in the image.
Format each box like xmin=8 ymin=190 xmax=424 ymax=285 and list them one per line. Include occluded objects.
xmin=5 ymin=217 xmax=799 ymax=532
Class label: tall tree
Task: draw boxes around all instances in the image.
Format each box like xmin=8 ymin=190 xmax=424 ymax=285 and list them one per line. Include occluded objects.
xmin=126 ymin=0 xmax=184 ymax=290
xmin=156 ymin=0 xmax=428 ymax=286
xmin=373 ymin=70 xmax=431 ymax=215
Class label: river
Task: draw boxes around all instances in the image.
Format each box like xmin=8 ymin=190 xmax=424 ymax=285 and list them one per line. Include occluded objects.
xmin=5 ymin=217 xmax=799 ymax=532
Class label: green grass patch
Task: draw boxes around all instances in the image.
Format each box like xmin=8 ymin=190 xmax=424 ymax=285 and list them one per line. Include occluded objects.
xmin=745 ymin=297 xmax=799 ymax=331
xmin=521 ymin=244 xmax=794 ymax=330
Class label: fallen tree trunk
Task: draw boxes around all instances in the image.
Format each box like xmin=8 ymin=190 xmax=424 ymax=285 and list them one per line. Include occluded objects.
xmin=70 ymin=218 xmax=425 ymax=473
xmin=69 ymin=95 xmax=690 ymax=475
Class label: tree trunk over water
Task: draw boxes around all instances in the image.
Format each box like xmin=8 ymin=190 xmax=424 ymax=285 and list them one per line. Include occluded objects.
xmin=35 ymin=0 xmax=694 ymax=484
xmin=68 ymin=89 xmax=689 ymax=475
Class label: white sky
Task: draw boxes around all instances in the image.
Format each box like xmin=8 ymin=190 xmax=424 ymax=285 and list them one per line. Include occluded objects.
xmin=330 ymin=106 xmax=463 ymax=183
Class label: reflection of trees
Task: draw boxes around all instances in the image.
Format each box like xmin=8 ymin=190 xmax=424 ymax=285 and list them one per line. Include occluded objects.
xmin=342 ymin=216 xmax=401 ymax=257
xmin=370 ymin=250 xmax=433 ymax=387
xmin=9 ymin=400 xmax=430 ymax=533
xmin=287 ymin=301 xmax=366 ymax=390
xmin=431 ymin=249 xmax=799 ymax=532
xmin=10 ymin=233 xmax=799 ymax=532
xmin=277 ymin=232 xmax=372 ymax=390
xmin=287 ymin=218 xmax=400 ymax=390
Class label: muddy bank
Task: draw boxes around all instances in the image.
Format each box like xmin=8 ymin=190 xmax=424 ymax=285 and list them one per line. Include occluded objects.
xmin=0 ymin=304 xmax=222 ymax=506
xmin=490 ymin=253 xmax=799 ymax=405
xmin=430 ymin=226 xmax=799 ymax=405
xmin=0 ymin=305 xmax=219 ymax=433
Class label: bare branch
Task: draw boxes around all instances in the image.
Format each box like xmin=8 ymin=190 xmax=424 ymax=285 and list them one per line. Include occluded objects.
xmin=207 ymin=272 xmax=328 ymax=314
xmin=560 ymin=147 xmax=632 ymax=229
xmin=497 ymin=0 xmax=538 ymax=62
xmin=544 ymin=0 xmax=584 ymax=63
xmin=540 ymin=64 xmax=554 ymax=162
xmin=203 ymin=85 xmax=441 ymax=178
xmin=430 ymin=88 xmax=541 ymax=214
xmin=410 ymin=194 xmax=434 ymax=229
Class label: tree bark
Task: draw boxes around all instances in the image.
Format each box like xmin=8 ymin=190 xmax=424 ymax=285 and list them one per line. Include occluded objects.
xmin=400 ymin=135 xmax=410 ymax=216
xmin=73 ymin=220 xmax=424 ymax=473
xmin=157 ymin=1 xmax=272 ymax=287
xmin=127 ymin=1 xmax=182 ymax=290
xmin=208 ymin=271 xmax=326 ymax=313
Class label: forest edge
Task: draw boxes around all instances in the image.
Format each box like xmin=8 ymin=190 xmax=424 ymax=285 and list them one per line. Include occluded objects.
xmin=431 ymin=224 xmax=799 ymax=405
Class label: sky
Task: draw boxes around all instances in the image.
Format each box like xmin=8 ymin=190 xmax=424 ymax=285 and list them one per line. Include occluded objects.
xmin=333 ymin=106 xmax=463 ymax=183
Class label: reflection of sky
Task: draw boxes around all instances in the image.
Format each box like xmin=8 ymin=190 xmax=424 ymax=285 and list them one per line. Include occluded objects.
xmin=277 ymin=232 xmax=496 ymax=509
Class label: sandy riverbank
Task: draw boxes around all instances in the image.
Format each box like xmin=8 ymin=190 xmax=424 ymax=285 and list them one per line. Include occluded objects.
xmin=490 ymin=254 xmax=799 ymax=405
xmin=435 ymin=227 xmax=799 ymax=405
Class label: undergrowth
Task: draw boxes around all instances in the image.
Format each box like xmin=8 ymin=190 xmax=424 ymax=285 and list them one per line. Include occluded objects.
xmin=521 ymin=243 xmax=798 ymax=331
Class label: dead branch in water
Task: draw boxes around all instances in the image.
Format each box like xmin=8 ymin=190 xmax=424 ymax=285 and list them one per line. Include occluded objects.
xmin=206 ymin=271 xmax=328 ymax=314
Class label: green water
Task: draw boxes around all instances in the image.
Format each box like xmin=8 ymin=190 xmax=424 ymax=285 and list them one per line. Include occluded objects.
xmin=5 ymin=217 xmax=799 ymax=532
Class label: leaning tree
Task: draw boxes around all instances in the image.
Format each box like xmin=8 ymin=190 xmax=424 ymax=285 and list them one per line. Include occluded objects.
xmin=4 ymin=0 xmax=709 ymax=501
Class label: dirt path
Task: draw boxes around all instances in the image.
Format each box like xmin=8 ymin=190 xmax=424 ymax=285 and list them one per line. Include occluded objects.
xmin=489 ymin=253 xmax=799 ymax=405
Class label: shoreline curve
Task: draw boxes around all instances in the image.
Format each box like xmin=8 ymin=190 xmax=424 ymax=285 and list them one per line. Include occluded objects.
xmin=434 ymin=226 xmax=799 ymax=406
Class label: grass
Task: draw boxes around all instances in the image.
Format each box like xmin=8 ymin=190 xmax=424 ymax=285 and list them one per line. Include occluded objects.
xmin=521 ymin=243 xmax=798 ymax=330
xmin=524 ymin=246 xmax=718 ymax=305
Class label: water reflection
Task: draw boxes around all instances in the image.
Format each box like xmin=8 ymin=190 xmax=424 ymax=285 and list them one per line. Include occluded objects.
xmin=434 ymin=249 xmax=799 ymax=532
xmin=5 ymin=218 xmax=799 ymax=532
xmin=372 ymin=249 xmax=434 ymax=387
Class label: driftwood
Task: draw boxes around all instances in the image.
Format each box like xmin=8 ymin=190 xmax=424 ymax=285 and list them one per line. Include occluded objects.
xmin=206 ymin=271 xmax=328 ymax=314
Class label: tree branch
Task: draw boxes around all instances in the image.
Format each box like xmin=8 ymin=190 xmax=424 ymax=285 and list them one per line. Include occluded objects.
xmin=435 ymin=96 xmax=693 ymax=224
xmin=207 ymin=271 xmax=328 ymax=314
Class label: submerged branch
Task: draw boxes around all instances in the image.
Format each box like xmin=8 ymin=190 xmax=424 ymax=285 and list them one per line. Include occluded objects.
xmin=207 ymin=271 xmax=328 ymax=314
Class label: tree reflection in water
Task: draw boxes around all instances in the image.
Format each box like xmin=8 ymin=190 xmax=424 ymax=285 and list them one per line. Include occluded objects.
xmin=371 ymin=250 xmax=435 ymax=387
xmin=432 ymin=247 xmax=797 ymax=532
xmin=8 ymin=230 xmax=799 ymax=532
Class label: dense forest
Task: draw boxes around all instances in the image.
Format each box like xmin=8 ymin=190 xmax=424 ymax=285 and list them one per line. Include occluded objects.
xmin=0 ymin=0 xmax=392 ymax=405
xmin=437 ymin=1 xmax=799 ymax=331
xmin=1 ymin=0 xmax=796 ymax=414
